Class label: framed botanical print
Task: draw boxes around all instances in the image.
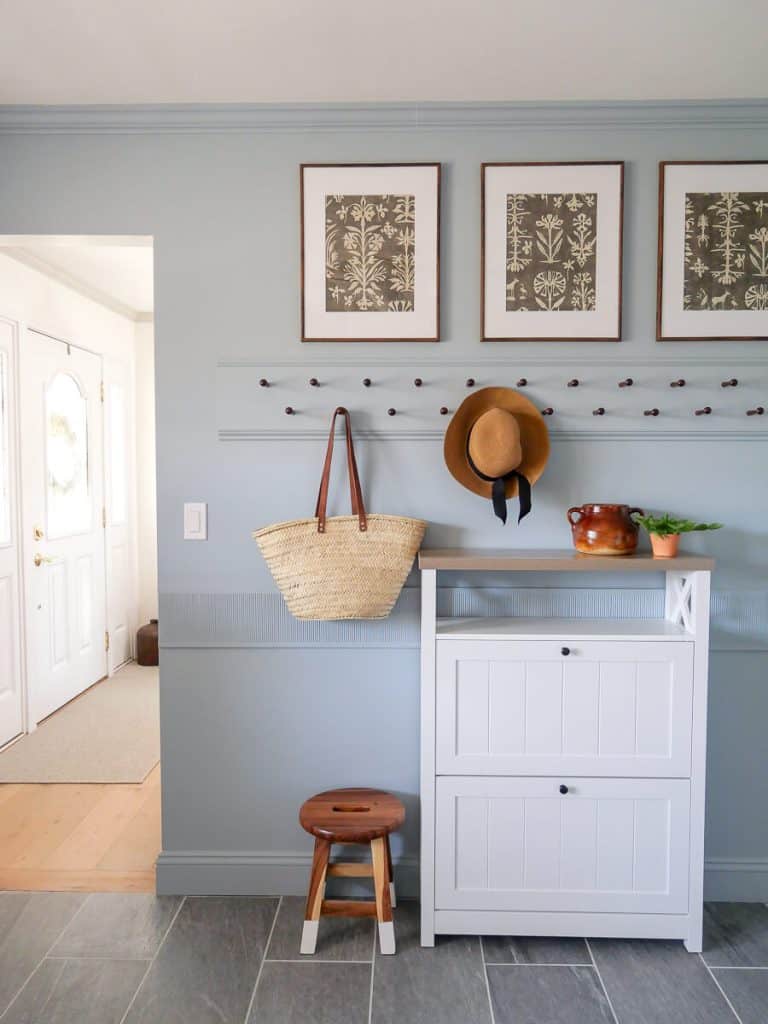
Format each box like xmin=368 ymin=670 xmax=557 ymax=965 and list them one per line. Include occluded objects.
xmin=481 ymin=162 xmax=624 ymax=341
xmin=481 ymin=161 xmax=626 ymax=342
xmin=657 ymin=161 xmax=768 ymax=340
xmin=300 ymin=163 xmax=440 ymax=341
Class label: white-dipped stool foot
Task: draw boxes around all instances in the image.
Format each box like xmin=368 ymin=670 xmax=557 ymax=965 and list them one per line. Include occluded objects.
xmin=378 ymin=921 xmax=396 ymax=955
xmin=389 ymin=881 xmax=397 ymax=908
xmin=300 ymin=920 xmax=319 ymax=955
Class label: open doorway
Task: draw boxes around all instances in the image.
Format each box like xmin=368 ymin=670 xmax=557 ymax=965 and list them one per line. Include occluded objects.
xmin=0 ymin=237 xmax=159 ymax=892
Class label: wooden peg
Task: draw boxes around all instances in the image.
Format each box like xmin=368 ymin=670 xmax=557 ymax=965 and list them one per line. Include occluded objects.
xmin=721 ymin=378 xmax=738 ymax=387
xmin=567 ymin=379 xmax=579 ymax=387
xmin=618 ymin=378 xmax=633 ymax=388
xmin=285 ymin=406 xmax=295 ymax=415
xmin=670 ymin=379 xmax=686 ymax=388
xmin=644 ymin=408 xmax=660 ymax=417
xmin=541 ymin=407 xmax=554 ymax=416
xmin=747 ymin=406 xmax=765 ymax=416
xmin=440 ymin=407 xmax=449 ymax=415
xmin=259 ymin=378 xmax=270 ymax=387
xmin=465 ymin=378 xmax=476 ymax=387
xmin=695 ymin=406 xmax=712 ymax=416
xmin=517 ymin=378 xmax=528 ymax=387
xmin=309 ymin=377 xmax=319 ymax=387
xmin=362 ymin=378 xmax=372 ymax=387
xmin=414 ymin=378 xmax=423 ymax=387
xmin=592 ymin=407 xmax=605 ymax=416
xmin=387 ymin=408 xmax=396 ymax=416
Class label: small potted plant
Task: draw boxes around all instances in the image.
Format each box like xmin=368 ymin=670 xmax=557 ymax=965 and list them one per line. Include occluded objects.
xmin=633 ymin=512 xmax=722 ymax=558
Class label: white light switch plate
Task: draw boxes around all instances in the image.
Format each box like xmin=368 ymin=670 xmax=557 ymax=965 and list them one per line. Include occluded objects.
xmin=184 ymin=502 xmax=207 ymax=540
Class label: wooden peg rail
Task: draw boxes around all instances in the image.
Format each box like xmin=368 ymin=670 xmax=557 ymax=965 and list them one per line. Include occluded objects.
xmin=223 ymin=364 xmax=767 ymax=440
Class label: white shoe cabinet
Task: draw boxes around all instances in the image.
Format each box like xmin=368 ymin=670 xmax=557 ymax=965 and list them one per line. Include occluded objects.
xmin=419 ymin=549 xmax=714 ymax=952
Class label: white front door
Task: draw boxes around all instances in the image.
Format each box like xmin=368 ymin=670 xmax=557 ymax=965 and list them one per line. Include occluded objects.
xmin=21 ymin=330 xmax=107 ymax=725
xmin=0 ymin=318 xmax=24 ymax=747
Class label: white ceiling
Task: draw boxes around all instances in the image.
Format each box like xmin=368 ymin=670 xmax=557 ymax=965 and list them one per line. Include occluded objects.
xmin=0 ymin=0 xmax=766 ymax=105
xmin=1 ymin=239 xmax=154 ymax=317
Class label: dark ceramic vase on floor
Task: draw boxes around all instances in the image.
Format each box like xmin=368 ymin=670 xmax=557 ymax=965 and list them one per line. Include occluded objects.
xmin=136 ymin=619 xmax=159 ymax=666
xmin=567 ymin=503 xmax=644 ymax=556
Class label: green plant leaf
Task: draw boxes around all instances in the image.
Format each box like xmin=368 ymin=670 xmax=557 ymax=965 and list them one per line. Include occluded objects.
xmin=633 ymin=512 xmax=722 ymax=537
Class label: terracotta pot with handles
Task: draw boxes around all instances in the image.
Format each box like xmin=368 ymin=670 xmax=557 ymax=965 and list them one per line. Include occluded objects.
xmin=567 ymin=503 xmax=644 ymax=556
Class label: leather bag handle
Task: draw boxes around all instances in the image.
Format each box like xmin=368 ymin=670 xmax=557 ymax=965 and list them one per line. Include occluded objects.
xmin=315 ymin=407 xmax=367 ymax=534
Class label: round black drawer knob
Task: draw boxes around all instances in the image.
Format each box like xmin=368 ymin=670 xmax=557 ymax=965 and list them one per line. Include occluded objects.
xmin=561 ymin=646 xmax=570 ymax=656
xmin=559 ymin=784 xmax=569 ymax=795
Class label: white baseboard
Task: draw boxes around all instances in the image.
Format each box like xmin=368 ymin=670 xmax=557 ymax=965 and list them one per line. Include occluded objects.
xmin=156 ymin=850 xmax=419 ymax=898
xmin=704 ymin=858 xmax=768 ymax=902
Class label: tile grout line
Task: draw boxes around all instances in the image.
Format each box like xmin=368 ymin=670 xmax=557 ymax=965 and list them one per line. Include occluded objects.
xmin=117 ymin=895 xmax=187 ymax=1024
xmin=242 ymin=896 xmax=282 ymax=1024
xmin=585 ymin=939 xmax=621 ymax=1024
xmin=484 ymin=961 xmax=602 ymax=967
xmin=479 ymin=937 xmax=497 ymax=1024
xmin=265 ymin=957 xmax=374 ymax=964
xmin=44 ymin=955 xmax=154 ymax=962
xmin=698 ymin=954 xmax=744 ymax=1024
xmin=367 ymin=910 xmax=377 ymax=1024
xmin=705 ymin=965 xmax=768 ymax=971
xmin=0 ymin=892 xmax=92 ymax=1022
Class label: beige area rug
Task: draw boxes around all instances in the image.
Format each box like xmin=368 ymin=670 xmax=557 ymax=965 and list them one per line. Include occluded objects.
xmin=0 ymin=663 xmax=159 ymax=783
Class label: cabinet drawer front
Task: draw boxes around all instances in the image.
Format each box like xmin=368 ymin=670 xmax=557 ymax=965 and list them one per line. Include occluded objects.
xmin=435 ymin=776 xmax=690 ymax=915
xmin=436 ymin=640 xmax=693 ymax=777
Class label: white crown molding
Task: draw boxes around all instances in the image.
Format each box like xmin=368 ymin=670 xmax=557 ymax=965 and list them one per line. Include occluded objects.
xmin=4 ymin=247 xmax=152 ymax=322
xmin=1 ymin=99 xmax=767 ymax=135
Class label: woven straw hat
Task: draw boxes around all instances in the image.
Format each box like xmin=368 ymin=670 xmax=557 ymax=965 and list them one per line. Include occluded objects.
xmin=444 ymin=387 xmax=550 ymax=522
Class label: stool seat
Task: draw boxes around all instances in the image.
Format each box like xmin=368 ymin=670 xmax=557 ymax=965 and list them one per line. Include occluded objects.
xmin=300 ymin=787 xmax=405 ymax=844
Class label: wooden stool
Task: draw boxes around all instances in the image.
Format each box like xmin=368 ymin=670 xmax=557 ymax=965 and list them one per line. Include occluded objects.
xmin=299 ymin=787 xmax=404 ymax=955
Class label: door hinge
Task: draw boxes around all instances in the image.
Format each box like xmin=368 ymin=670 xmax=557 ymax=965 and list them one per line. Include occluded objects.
xmin=100 ymin=381 xmax=105 ymax=402
xmin=105 ymin=631 xmax=110 ymax=652
xmin=102 ymin=506 xmax=107 ymax=528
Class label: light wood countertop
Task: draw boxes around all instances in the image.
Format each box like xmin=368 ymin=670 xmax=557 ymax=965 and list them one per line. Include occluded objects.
xmin=418 ymin=548 xmax=715 ymax=571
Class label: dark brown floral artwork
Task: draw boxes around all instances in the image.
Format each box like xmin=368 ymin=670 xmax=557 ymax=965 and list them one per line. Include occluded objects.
xmin=325 ymin=194 xmax=415 ymax=312
xmin=505 ymin=192 xmax=597 ymax=312
xmin=683 ymin=192 xmax=768 ymax=311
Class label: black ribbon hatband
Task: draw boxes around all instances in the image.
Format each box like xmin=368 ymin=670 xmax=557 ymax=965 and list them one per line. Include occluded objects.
xmin=466 ymin=437 xmax=532 ymax=525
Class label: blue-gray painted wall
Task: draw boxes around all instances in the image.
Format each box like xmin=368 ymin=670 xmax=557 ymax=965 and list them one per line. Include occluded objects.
xmin=1 ymin=101 xmax=766 ymax=899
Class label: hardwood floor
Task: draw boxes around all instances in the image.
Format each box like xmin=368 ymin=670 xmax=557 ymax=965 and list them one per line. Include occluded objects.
xmin=0 ymin=763 xmax=160 ymax=892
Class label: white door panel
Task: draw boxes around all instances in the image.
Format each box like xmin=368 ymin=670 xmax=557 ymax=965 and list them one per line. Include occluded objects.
xmin=0 ymin=320 xmax=24 ymax=747
xmin=435 ymin=776 xmax=690 ymax=915
xmin=21 ymin=331 xmax=107 ymax=724
xmin=436 ymin=639 xmax=694 ymax=777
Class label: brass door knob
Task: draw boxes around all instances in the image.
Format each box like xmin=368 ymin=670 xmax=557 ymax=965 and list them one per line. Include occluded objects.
xmin=33 ymin=526 xmax=44 ymax=540
xmin=34 ymin=553 xmax=54 ymax=567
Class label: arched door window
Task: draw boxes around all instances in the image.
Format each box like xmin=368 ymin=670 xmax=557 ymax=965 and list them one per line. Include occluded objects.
xmin=46 ymin=372 xmax=90 ymax=538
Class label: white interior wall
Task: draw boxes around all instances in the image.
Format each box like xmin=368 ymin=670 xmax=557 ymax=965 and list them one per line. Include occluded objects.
xmin=135 ymin=321 xmax=157 ymax=624
xmin=0 ymin=250 xmax=157 ymax=661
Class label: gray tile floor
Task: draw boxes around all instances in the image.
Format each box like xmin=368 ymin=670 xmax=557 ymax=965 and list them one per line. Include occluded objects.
xmin=1 ymin=894 xmax=767 ymax=1023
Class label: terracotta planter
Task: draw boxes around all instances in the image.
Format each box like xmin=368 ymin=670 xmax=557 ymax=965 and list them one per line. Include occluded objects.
xmin=650 ymin=533 xmax=680 ymax=558
xmin=567 ymin=503 xmax=644 ymax=556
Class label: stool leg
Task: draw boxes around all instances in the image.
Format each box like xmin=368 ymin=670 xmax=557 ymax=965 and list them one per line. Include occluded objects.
xmin=371 ymin=836 xmax=395 ymax=955
xmin=385 ymin=834 xmax=396 ymax=908
xmin=301 ymin=837 xmax=330 ymax=955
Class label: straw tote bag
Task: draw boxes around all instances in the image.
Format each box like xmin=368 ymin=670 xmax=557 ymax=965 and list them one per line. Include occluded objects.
xmin=253 ymin=407 xmax=426 ymax=620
